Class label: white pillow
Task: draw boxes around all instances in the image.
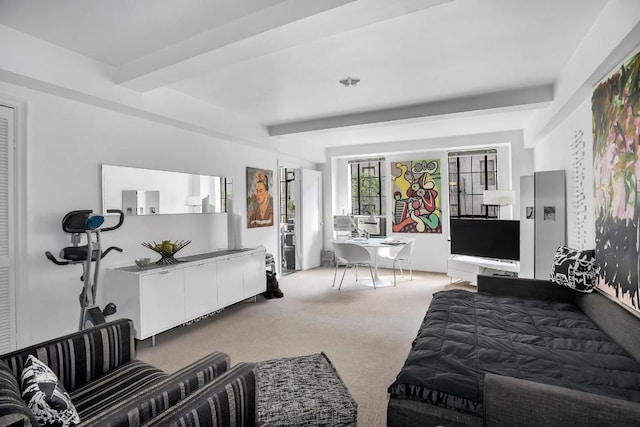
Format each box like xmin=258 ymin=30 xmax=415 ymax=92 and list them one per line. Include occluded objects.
xmin=21 ymin=355 xmax=80 ymax=427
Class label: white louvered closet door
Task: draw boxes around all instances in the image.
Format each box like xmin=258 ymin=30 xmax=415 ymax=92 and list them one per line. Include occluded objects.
xmin=0 ymin=105 xmax=15 ymax=352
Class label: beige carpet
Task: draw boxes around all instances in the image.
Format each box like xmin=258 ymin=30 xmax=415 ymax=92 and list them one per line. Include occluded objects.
xmin=136 ymin=266 xmax=474 ymax=426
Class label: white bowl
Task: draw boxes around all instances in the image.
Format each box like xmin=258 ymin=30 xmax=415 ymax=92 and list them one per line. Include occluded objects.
xmin=135 ymin=258 xmax=151 ymax=267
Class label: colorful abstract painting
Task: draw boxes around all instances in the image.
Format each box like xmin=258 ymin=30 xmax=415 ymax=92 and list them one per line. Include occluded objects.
xmin=390 ymin=159 xmax=442 ymax=233
xmin=592 ymin=49 xmax=640 ymax=312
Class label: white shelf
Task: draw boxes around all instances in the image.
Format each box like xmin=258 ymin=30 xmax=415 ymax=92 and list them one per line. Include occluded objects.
xmin=447 ymin=255 xmax=519 ymax=285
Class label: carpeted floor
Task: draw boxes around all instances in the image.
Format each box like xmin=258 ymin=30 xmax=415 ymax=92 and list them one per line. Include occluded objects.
xmin=136 ymin=266 xmax=474 ymax=426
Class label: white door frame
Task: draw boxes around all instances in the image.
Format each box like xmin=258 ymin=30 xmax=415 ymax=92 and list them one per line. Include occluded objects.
xmin=1 ymin=96 xmax=28 ymax=350
xmin=277 ymin=160 xmax=299 ymax=275
xmin=295 ymin=168 xmax=323 ymax=270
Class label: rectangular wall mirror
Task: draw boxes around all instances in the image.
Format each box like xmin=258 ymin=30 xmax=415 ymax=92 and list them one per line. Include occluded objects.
xmin=102 ymin=164 xmax=231 ymax=215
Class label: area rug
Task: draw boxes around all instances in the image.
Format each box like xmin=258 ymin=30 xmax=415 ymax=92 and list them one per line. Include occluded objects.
xmin=256 ymin=352 xmax=358 ymax=426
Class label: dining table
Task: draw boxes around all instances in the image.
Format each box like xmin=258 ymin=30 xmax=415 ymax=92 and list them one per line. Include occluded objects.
xmin=339 ymin=237 xmax=406 ymax=288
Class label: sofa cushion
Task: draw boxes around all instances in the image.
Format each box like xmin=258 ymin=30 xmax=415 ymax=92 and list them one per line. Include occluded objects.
xmin=69 ymin=359 xmax=167 ymax=420
xmin=141 ymin=363 xmax=258 ymax=427
xmin=78 ymin=351 xmax=230 ymax=426
xmin=484 ymin=374 xmax=640 ymax=427
xmin=0 ymin=359 xmax=40 ymax=426
xmin=21 ymin=355 xmax=80 ymax=427
xmin=388 ymin=289 xmax=640 ymax=416
xmin=550 ymin=245 xmax=596 ymax=292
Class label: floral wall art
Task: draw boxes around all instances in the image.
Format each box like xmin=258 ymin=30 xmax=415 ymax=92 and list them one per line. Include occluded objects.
xmin=390 ymin=159 xmax=442 ymax=234
xmin=592 ymin=49 xmax=640 ymax=312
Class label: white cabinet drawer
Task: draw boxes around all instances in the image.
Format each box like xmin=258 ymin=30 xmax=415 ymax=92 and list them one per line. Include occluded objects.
xmin=140 ymin=269 xmax=185 ymax=337
xmin=243 ymin=251 xmax=266 ymax=298
xmin=217 ymin=257 xmax=244 ymax=307
xmin=184 ymin=261 xmax=218 ymax=318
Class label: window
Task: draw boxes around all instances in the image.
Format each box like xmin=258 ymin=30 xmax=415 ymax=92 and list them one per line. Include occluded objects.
xmin=448 ymin=149 xmax=498 ymax=218
xmin=279 ymin=168 xmax=295 ymax=222
xmin=349 ymin=158 xmax=385 ymax=216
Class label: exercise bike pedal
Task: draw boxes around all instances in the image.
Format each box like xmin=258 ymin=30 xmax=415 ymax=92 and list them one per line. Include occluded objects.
xmin=102 ymin=302 xmax=117 ymax=317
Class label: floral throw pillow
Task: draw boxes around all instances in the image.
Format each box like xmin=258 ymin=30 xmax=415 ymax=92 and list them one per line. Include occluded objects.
xmin=21 ymin=355 xmax=80 ymax=427
xmin=550 ymin=245 xmax=596 ymax=293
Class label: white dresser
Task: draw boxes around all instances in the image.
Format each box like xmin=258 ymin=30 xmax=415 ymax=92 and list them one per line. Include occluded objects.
xmin=105 ymin=247 xmax=266 ymax=344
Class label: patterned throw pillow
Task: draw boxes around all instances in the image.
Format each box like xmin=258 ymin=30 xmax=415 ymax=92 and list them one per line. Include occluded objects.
xmin=21 ymin=355 xmax=80 ymax=427
xmin=550 ymin=245 xmax=596 ymax=293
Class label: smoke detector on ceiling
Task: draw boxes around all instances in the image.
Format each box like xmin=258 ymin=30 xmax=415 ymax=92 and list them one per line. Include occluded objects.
xmin=339 ymin=77 xmax=360 ymax=87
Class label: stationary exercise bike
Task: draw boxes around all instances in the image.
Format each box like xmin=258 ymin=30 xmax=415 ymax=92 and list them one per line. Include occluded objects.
xmin=46 ymin=209 xmax=125 ymax=330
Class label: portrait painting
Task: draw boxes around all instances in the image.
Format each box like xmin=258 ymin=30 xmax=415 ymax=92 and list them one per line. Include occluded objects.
xmin=543 ymin=206 xmax=556 ymax=221
xmin=247 ymin=167 xmax=274 ymax=228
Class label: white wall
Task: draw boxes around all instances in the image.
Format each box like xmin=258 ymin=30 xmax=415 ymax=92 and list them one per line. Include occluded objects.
xmin=533 ymin=97 xmax=595 ymax=250
xmin=324 ymin=130 xmax=533 ymax=273
xmin=527 ymin=0 xmax=640 ymax=253
xmin=1 ymin=81 xmax=313 ymax=346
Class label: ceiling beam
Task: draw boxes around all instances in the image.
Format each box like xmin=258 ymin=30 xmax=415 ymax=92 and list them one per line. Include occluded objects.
xmin=268 ymin=84 xmax=554 ymax=135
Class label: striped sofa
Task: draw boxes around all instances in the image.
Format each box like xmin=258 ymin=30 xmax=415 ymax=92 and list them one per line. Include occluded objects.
xmin=0 ymin=318 xmax=260 ymax=426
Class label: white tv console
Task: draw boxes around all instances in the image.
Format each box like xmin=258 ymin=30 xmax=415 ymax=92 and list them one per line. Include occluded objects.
xmin=105 ymin=247 xmax=266 ymax=345
xmin=447 ymin=255 xmax=519 ymax=285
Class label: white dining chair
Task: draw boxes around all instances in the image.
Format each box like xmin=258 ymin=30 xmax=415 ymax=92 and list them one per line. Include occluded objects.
xmin=331 ymin=242 xmax=376 ymax=290
xmin=378 ymin=238 xmax=415 ymax=286
xmin=332 ymin=253 xmax=348 ymax=288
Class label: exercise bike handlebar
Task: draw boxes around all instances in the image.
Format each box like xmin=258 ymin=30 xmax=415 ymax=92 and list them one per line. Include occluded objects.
xmin=46 ymin=209 xmax=125 ymax=266
xmin=101 ymin=209 xmax=125 ymax=232
xmin=61 ymin=209 xmax=125 ymax=234
xmin=101 ymin=246 xmax=123 ymax=258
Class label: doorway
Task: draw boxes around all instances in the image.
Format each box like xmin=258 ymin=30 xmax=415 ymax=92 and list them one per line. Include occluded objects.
xmin=279 ymin=167 xmax=296 ymax=276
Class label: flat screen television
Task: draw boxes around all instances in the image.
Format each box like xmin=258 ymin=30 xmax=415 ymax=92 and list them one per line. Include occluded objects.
xmin=450 ymin=219 xmax=520 ymax=261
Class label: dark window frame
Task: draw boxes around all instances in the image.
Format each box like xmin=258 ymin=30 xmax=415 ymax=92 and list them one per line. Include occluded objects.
xmin=448 ymin=150 xmax=498 ymax=219
xmin=279 ymin=168 xmax=295 ymax=222
xmin=349 ymin=158 xmax=385 ymax=216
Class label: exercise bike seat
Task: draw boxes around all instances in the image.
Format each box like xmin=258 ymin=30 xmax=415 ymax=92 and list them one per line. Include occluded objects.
xmin=60 ymin=246 xmax=100 ymax=262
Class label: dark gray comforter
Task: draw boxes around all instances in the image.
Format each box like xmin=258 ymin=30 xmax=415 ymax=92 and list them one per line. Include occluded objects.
xmin=388 ymin=289 xmax=640 ymax=416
